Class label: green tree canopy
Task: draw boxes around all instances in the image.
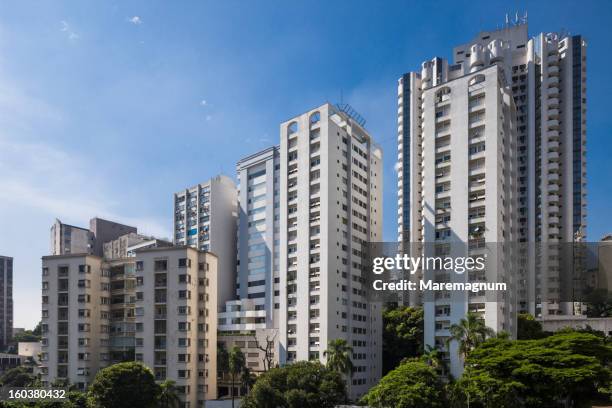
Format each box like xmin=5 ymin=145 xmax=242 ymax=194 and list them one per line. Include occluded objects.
xmin=0 ymin=366 xmax=36 ymax=387
xmin=517 ymin=313 xmax=549 ymax=340
xmin=360 ymin=360 xmax=446 ymax=408
xmin=324 ymin=339 xmax=354 ymax=377
xmin=158 ymin=379 xmax=181 ymax=408
xmin=382 ymin=306 xmax=424 ymax=373
xmin=87 ymin=362 xmax=159 ymax=408
xmin=447 ymin=312 xmax=494 ymax=360
xmin=241 ymin=361 xmax=345 ymax=408
xmin=453 ymin=331 xmax=612 ymax=407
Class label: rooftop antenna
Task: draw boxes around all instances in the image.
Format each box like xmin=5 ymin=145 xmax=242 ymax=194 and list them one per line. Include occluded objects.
xmin=515 ymin=11 xmax=519 ymax=26
xmin=505 ymin=13 xmax=509 ymax=28
xmin=522 ymin=11 xmax=528 ymax=25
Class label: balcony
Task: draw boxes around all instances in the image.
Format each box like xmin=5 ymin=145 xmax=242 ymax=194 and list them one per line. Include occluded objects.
xmin=548 ymin=65 xmax=559 ymax=75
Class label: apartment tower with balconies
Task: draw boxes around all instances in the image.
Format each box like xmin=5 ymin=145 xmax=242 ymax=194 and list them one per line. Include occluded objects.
xmin=278 ymin=103 xmax=383 ymax=400
xmin=397 ymin=21 xmax=587 ymax=376
xmin=173 ymin=175 xmax=237 ymax=309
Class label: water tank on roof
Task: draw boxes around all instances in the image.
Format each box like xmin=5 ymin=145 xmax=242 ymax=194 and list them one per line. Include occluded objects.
xmin=488 ymin=39 xmax=504 ymax=62
xmin=469 ymin=44 xmax=484 ymax=71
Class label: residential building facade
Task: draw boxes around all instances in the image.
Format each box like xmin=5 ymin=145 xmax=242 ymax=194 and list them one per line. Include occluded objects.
xmin=278 ymin=103 xmax=383 ymax=399
xmin=0 ymin=256 xmax=13 ymax=350
xmin=396 ymin=22 xmax=587 ymax=375
xmin=134 ymin=246 xmax=220 ymax=407
xmin=173 ymin=175 xmax=238 ymax=308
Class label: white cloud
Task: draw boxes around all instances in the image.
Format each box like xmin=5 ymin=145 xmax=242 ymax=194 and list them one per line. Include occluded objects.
xmin=128 ymin=16 xmax=143 ymax=25
xmin=60 ymin=20 xmax=79 ymax=41
xmin=0 ymin=97 xmax=169 ymax=327
xmin=205 ymin=115 xmax=212 ymax=121
xmin=200 ymin=99 xmax=207 ymax=106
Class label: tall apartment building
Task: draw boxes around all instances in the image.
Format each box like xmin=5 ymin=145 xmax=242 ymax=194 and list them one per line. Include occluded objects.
xmin=0 ymin=256 xmax=13 ymax=350
xmin=173 ymin=175 xmax=237 ymax=307
xmin=50 ymin=218 xmax=137 ymax=257
xmin=278 ymin=103 xmax=383 ymax=399
xmin=396 ymin=22 xmax=587 ymax=375
xmin=134 ymin=247 xmax=221 ymax=407
xmin=218 ymin=147 xmax=281 ymax=333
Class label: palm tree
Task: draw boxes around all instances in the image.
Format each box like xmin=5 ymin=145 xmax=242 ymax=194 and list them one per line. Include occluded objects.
xmin=228 ymin=346 xmax=246 ymax=408
xmin=446 ymin=312 xmax=495 ymax=360
xmin=324 ymin=339 xmax=354 ymax=401
xmin=240 ymin=366 xmax=255 ymax=396
xmin=158 ymin=379 xmax=181 ymax=408
xmin=420 ymin=344 xmax=448 ymax=375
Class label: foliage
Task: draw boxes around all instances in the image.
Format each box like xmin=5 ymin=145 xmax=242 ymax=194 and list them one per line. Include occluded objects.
xmin=382 ymin=306 xmax=424 ymax=373
xmin=360 ymin=360 xmax=446 ymax=408
xmin=241 ymin=361 xmax=345 ymax=408
xmin=229 ymin=346 xmax=246 ymax=407
xmin=419 ymin=344 xmax=448 ymax=375
xmin=0 ymin=367 xmax=36 ymax=387
xmin=446 ymin=312 xmax=494 ymax=360
xmin=87 ymin=362 xmax=159 ymax=408
xmin=324 ymin=339 xmax=354 ymax=377
xmin=158 ymin=379 xmax=181 ymax=408
xmin=585 ymin=288 xmax=612 ymax=318
xmin=217 ymin=343 xmax=229 ymax=374
xmin=517 ymin=313 xmax=549 ymax=340
xmin=12 ymin=331 xmax=40 ymax=343
xmin=453 ymin=331 xmax=612 ymax=407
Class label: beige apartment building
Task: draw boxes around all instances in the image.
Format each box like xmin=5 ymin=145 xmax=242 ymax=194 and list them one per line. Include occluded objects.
xmin=134 ymin=246 xmax=221 ymax=407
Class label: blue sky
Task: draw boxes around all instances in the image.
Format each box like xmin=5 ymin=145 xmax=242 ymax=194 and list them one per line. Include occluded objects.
xmin=1 ymin=0 xmax=611 ymax=328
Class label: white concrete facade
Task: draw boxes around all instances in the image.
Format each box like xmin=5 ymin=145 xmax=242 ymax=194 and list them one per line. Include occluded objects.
xmin=174 ymin=175 xmax=238 ymax=309
xmin=278 ymin=103 xmax=383 ymax=400
xmin=397 ymin=22 xmax=588 ymax=376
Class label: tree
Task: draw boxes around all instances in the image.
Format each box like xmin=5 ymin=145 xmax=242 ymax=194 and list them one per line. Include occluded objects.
xmin=241 ymin=361 xmax=345 ymax=408
xmin=382 ymin=306 xmax=424 ymax=374
xmin=585 ymin=288 xmax=612 ymax=318
xmin=360 ymin=360 xmax=446 ymax=408
xmin=420 ymin=344 xmax=448 ymax=375
xmin=446 ymin=312 xmax=494 ymax=360
xmin=158 ymin=379 xmax=181 ymax=408
xmin=229 ymin=346 xmax=246 ymax=408
xmin=252 ymin=329 xmax=277 ymax=371
xmin=324 ymin=339 xmax=354 ymax=402
xmin=517 ymin=313 xmax=549 ymax=340
xmin=324 ymin=339 xmax=354 ymax=377
xmin=88 ymin=362 xmax=159 ymax=408
xmin=241 ymin=366 xmax=255 ymax=395
xmin=0 ymin=366 xmax=36 ymax=387
xmin=454 ymin=331 xmax=612 ymax=407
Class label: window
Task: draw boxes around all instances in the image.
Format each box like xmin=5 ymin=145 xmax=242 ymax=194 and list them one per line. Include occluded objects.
xmin=178 ymin=258 xmax=191 ymax=268
xmin=287 ymin=121 xmax=298 ymax=135
xmin=469 ymin=74 xmax=486 ymax=87
xmin=309 ymin=111 xmax=321 ymax=125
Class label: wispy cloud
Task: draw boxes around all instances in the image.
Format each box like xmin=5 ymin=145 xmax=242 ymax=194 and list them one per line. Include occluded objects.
xmin=0 ymin=135 xmax=169 ymax=239
xmin=200 ymin=99 xmax=207 ymax=106
xmin=128 ymin=16 xmax=143 ymax=25
xmin=205 ymin=114 xmax=212 ymax=121
xmin=60 ymin=20 xmax=79 ymax=41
